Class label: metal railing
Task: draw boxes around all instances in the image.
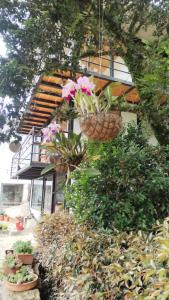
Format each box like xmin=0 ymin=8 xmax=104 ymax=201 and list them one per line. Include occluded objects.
xmin=10 ymin=127 xmax=48 ymax=178
xmin=80 ymin=55 xmax=132 ymax=83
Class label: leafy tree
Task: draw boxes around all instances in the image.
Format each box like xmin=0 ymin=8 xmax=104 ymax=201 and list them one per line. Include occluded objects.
xmin=0 ymin=0 xmax=169 ymax=141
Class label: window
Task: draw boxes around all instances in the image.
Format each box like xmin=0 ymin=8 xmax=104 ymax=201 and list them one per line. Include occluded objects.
xmin=31 ymin=178 xmax=43 ymax=211
xmin=1 ymin=184 xmax=23 ymax=206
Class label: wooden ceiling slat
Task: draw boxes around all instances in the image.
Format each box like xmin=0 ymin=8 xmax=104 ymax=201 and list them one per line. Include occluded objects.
xmin=125 ymin=88 xmax=140 ymax=103
xmin=42 ymin=75 xmax=64 ymax=86
xmin=32 ymin=99 xmax=58 ymax=108
xmin=25 ymin=114 xmax=49 ymax=120
xmin=111 ymin=84 xmax=131 ymax=97
xmin=28 ymin=109 xmax=51 ymax=116
xmin=30 ymin=106 xmax=54 ymax=113
xmin=38 ymin=84 xmax=62 ymax=95
xmin=23 ymin=120 xmax=45 ymax=125
xmin=35 ymin=93 xmax=62 ymax=102
xmin=24 ymin=117 xmax=46 ymax=123
xmin=41 ymin=80 xmax=62 ymax=89
xmin=31 ymin=102 xmax=58 ymax=110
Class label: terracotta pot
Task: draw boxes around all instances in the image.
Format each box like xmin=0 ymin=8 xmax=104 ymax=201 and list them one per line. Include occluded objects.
xmin=0 ymin=215 xmax=4 ymax=221
xmin=80 ymin=111 xmax=122 ymax=141
xmin=4 ymin=216 xmax=9 ymax=222
xmin=16 ymin=254 xmax=33 ymax=265
xmin=3 ymin=265 xmax=21 ymax=275
xmin=16 ymin=222 xmax=24 ymax=231
xmin=5 ymin=275 xmax=38 ymax=292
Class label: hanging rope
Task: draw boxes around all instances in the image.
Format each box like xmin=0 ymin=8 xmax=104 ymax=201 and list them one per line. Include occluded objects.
xmin=98 ymin=0 xmax=104 ymax=74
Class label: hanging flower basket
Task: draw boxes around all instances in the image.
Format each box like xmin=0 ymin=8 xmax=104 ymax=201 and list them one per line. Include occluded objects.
xmin=41 ymin=127 xmax=87 ymax=176
xmin=80 ymin=111 xmax=122 ymax=141
xmin=62 ymin=76 xmax=123 ymax=142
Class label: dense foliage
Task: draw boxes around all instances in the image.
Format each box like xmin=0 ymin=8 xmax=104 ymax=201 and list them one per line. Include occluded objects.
xmin=0 ymin=1 xmax=169 ymax=141
xmin=65 ymin=125 xmax=169 ymax=231
xmin=36 ymin=212 xmax=169 ymax=300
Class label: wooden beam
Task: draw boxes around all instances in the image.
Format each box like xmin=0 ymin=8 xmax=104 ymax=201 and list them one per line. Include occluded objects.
xmin=42 ymin=75 xmax=64 ymax=85
xmin=40 ymin=80 xmax=62 ymax=89
xmin=24 ymin=117 xmax=46 ymax=123
xmin=35 ymin=93 xmax=62 ymax=102
xmin=38 ymin=84 xmax=62 ymax=95
xmin=25 ymin=114 xmax=49 ymax=120
xmin=23 ymin=119 xmax=45 ymax=124
xmin=32 ymin=99 xmax=58 ymax=108
xmin=28 ymin=109 xmax=51 ymax=116
xmin=31 ymin=103 xmax=54 ymax=112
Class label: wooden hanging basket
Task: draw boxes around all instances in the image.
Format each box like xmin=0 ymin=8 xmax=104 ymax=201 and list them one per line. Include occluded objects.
xmin=80 ymin=111 xmax=122 ymax=141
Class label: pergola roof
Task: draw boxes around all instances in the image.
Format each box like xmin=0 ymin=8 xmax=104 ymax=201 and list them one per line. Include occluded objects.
xmin=18 ymin=57 xmax=140 ymax=135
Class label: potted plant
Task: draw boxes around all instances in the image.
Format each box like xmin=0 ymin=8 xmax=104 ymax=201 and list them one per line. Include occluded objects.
xmin=62 ymin=76 xmax=122 ymax=141
xmin=3 ymin=254 xmax=22 ymax=275
xmin=5 ymin=266 xmax=38 ymax=292
xmin=0 ymin=210 xmax=5 ymax=221
xmin=41 ymin=126 xmax=87 ymax=175
xmin=13 ymin=241 xmax=34 ymax=265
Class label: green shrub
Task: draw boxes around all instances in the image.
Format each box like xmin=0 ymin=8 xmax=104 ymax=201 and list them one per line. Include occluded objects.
xmin=36 ymin=213 xmax=169 ymax=300
xmin=13 ymin=241 xmax=33 ymax=254
xmin=35 ymin=212 xmax=75 ymax=250
xmin=65 ymin=125 xmax=169 ymax=231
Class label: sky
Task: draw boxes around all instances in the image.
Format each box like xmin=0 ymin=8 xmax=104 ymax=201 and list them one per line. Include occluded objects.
xmin=0 ymin=37 xmax=16 ymax=182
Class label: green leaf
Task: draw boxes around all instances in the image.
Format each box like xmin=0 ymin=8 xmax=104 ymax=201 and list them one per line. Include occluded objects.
xmin=41 ymin=164 xmax=55 ymax=175
xmin=80 ymin=167 xmax=101 ymax=177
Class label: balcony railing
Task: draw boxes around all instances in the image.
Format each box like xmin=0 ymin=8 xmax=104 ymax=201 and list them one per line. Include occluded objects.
xmin=80 ymin=55 xmax=132 ymax=84
xmin=11 ymin=127 xmax=49 ymax=179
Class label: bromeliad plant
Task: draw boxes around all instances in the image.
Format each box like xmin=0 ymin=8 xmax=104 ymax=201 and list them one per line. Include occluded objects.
xmin=41 ymin=123 xmax=87 ymax=176
xmin=62 ymin=76 xmax=122 ymax=141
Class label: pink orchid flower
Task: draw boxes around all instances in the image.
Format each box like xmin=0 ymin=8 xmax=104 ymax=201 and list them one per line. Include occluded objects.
xmin=76 ymin=76 xmax=95 ymax=95
xmin=48 ymin=122 xmax=59 ymax=134
xmin=42 ymin=127 xmax=52 ymax=143
xmin=62 ymin=79 xmax=77 ymax=102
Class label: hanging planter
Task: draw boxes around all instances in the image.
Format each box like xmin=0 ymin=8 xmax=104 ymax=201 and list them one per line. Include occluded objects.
xmin=62 ymin=76 xmax=122 ymax=142
xmin=41 ymin=128 xmax=87 ymax=176
xmin=80 ymin=111 xmax=122 ymax=141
